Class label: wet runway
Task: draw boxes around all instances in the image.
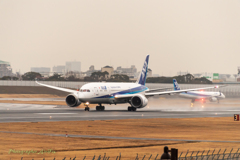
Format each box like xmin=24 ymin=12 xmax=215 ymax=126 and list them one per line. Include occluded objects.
xmin=0 ymin=99 xmax=240 ymax=122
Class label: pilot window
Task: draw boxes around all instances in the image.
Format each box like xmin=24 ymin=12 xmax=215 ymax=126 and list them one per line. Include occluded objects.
xmin=80 ymin=89 xmax=90 ymax=92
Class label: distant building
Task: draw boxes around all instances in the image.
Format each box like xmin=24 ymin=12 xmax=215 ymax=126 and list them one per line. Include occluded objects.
xmin=177 ymin=71 xmax=189 ymax=76
xmin=85 ymin=65 xmax=100 ymax=77
xmin=152 ymin=74 xmax=160 ymax=77
xmin=0 ymin=60 xmax=14 ymax=78
xmin=193 ymin=72 xmax=236 ymax=82
xmin=237 ymin=67 xmax=240 ymax=82
xmin=101 ymin=66 xmax=114 ymax=78
xmin=66 ymin=61 xmax=81 ymax=72
xmin=52 ymin=65 xmax=65 ymax=74
xmin=115 ymin=65 xmax=137 ymax=78
xmin=31 ymin=67 xmax=50 ymax=77
xmin=147 ymin=68 xmax=153 ymax=77
xmin=65 ymin=71 xmax=83 ymax=79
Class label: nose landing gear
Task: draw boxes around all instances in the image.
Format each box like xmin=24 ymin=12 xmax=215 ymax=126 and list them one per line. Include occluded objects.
xmin=84 ymin=102 xmax=90 ymax=111
xmin=84 ymin=107 xmax=90 ymax=111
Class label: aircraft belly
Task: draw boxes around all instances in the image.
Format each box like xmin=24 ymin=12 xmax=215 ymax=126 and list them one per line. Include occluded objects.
xmin=80 ymin=98 xmax=109 ymax=104
xmin=80 ymin=97 xmax=128 ymax=104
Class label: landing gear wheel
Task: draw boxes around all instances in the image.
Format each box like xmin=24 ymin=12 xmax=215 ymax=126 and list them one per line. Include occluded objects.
xmin=96 ymin=106 xmax=105 ymax=111
xmin=127 ymin=106 xmax=136 ymax=111
xmin=85 ymin=107 xmax=90 ymax=111
xmin=101 ymin=106 xmax=105 ymax=111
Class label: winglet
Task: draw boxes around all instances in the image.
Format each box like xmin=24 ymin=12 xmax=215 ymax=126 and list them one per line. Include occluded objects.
xmin=173 ymin=79 xmax=181 ymax=90
xmin=136 ymin=55 xmax=149 ymax=86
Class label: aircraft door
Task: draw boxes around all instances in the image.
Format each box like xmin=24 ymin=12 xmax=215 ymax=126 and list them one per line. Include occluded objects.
xmin=94 ymin=87 xmax=99 ymax=96
xmin=108 ymin=87 xmax=111 ymax=95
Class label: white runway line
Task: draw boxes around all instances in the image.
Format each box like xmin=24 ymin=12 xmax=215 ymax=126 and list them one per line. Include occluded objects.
xmin=36 ymin=113 xmax=77 ymax=115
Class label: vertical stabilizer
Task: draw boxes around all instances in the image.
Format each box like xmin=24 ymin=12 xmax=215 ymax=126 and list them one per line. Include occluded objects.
xmin=136 ymin=55 xmax=149 ymax=86
xmin=173 ymin=79 xmax=181 ymax=90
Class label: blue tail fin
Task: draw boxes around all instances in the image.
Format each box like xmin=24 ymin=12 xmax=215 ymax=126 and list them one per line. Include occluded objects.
xmin=136 ymin=55 xmax=149 ymax=86
xmin=173 ymin=79 xmax=180 ymax=90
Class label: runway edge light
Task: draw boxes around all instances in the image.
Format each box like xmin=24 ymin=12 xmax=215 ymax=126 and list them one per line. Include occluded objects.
xmin=234 ymin=114 xmax=239 ymax=121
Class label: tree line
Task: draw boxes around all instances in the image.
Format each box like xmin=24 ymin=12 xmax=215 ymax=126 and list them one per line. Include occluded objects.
xmin=0 ymin=72 xmax=212 ymax=84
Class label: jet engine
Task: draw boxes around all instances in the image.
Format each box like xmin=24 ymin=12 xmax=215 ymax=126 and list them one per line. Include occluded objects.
xmin=130 ymin=94 xmax=148 ymax=108
xmin=209 ymin=97 xmax=218 ymax=102
xmin=65 ymin=94 xmax=81 ymax=107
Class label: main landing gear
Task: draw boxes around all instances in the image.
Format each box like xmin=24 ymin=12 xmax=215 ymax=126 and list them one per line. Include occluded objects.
xmin=96 ymin=104 xmax=105 ymax=111
xmin=128 ymin=106 xmax=136 ymax=111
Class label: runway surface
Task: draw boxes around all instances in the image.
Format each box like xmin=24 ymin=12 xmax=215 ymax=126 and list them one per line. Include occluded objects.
xmin=0 ymin=98 xmax=240 ymax=122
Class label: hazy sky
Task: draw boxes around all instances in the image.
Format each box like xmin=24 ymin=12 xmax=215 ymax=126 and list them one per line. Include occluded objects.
xmin=0 ymin=0 xmax=240 ymax=76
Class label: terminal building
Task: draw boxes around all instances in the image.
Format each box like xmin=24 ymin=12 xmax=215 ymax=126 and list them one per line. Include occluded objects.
xmin=0 ymin=60 xmax=14 ymax=78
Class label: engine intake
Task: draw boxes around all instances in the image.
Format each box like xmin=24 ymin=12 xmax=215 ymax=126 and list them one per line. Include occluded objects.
xmin=66 ymin=94 xmax=81 ymax=107
xmin=131 ymin=94 xmax=148 ymax=108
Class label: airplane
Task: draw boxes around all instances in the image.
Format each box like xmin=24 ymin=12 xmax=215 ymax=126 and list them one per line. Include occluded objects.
xmin=36 ymin=55 xmax=221 ymax=111
xmin=172 ymin=79 xmax=225 ymax=106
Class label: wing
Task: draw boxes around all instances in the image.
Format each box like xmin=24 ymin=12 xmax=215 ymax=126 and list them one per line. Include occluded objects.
xmin=114 ymin=94 xmax=140 ymax=99
xmin=36 ymin=81 xmax=78 ymax=93
xmin=145 ymin=86 xmax=221 ymax=96
xmin=146 ymin=87 xmax=172 ymax=92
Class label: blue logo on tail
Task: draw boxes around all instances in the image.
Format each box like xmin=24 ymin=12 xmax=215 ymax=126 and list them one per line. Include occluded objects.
xmin=173 ymin=79 xmax=180 ymax=90
xmin=136 ymin=55 xmax=149 ymax=86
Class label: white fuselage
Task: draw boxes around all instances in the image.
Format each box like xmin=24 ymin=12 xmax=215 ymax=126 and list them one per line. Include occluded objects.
xmin=76 ymin=82 xmax=148 ymax=104
xmin=179 ymin=91 xmax=225 ymax=100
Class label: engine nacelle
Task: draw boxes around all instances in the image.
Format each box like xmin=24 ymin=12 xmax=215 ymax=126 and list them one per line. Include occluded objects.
xmin=130 ymin=94 xmax=148 ymax=108
xmin=209 ymin=97 xmax=218 ymax=102
xmin=65 ymin=94 xmax=81 ymax=107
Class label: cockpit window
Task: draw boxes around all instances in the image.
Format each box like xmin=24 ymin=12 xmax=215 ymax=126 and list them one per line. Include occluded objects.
xmin=80 ymin=89 xmax=90 ymax=92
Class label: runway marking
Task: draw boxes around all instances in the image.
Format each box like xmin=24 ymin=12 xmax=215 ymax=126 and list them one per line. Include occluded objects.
xmin=0 ymin=131 xmax=240 ymax=143
xmin=36 ymin=113 xmax=77 ymax=115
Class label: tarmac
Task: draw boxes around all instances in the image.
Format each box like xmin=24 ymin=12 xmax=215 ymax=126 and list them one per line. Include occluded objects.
xmin=0 ymin=99 xmax=239 ymax=122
